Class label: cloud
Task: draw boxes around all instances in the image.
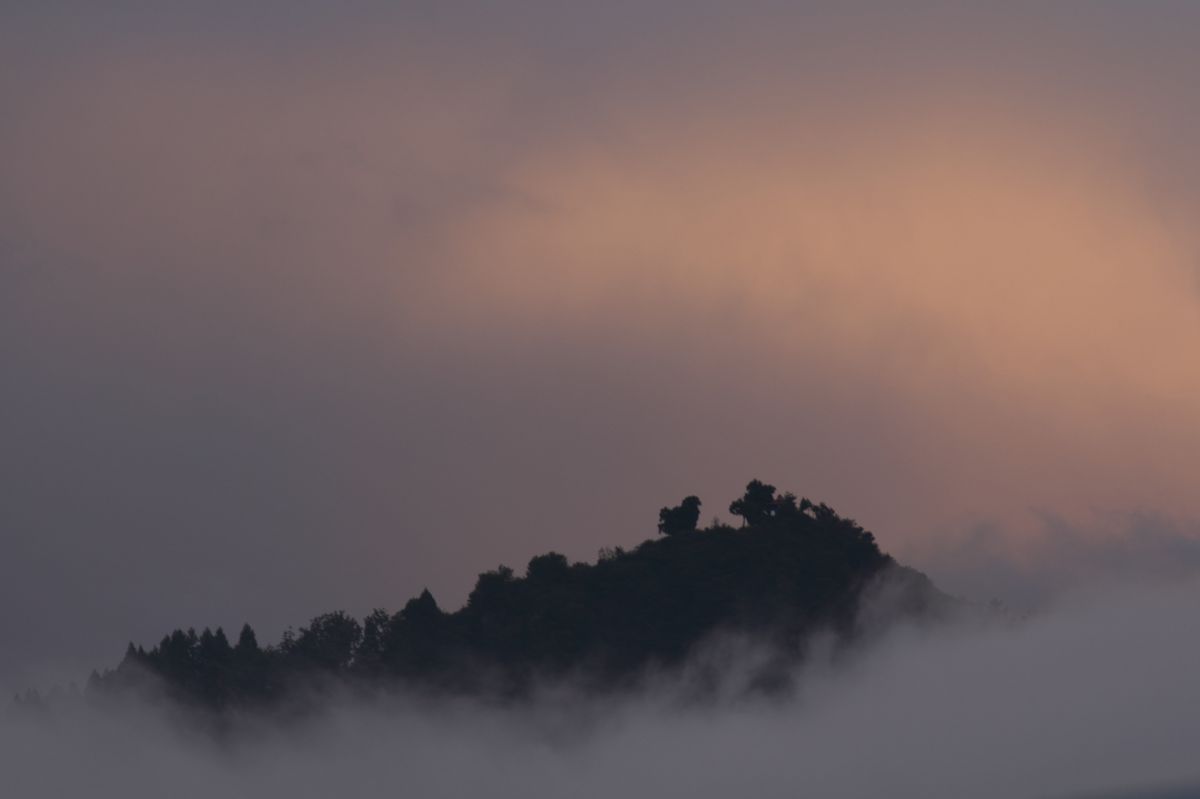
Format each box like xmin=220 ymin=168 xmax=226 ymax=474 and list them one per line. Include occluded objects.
xmin=914 ymin=509 xmax=1200 ymax=609
xmin=6 ymin=577 xmax=1200 ymax=799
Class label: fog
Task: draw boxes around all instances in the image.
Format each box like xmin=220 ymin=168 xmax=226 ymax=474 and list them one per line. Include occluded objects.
xmin=915 ymin=510 xmax=1200 ymax=613
xmin=6 ymin=576 xmax=1199 ymax=799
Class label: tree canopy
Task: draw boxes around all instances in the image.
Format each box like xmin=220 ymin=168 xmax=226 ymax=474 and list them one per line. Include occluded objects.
xmin=658 ymin=495 xmax=702 ymax=536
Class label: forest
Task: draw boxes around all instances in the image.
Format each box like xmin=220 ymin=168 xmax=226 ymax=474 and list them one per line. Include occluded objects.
xmin=15 ymin=481 xmax=952 ymax=712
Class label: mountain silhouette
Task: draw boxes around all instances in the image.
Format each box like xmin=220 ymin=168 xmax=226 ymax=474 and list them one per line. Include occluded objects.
xmin=61 ymin=481 xmax=954 ymax=712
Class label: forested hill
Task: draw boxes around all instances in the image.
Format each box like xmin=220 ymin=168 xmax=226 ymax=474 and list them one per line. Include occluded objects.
xmin=69 ymin=481 xmax=954 ymax=710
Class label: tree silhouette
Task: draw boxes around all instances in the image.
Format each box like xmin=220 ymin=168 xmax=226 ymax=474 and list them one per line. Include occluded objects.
xmin=658 ymin=495 xmax=702 ymax=535
xmin=286 ymin=611 xmax=362 ymax=672
xmin=526 ymin=552 xmax=570 ymax=581
xmin=729 ymin=479 xmax=777 ymax=526
xmin=354 ymin=609 xmax=391 ymax=679
xmin=383 ymin=589 xmax=449 ymax=679
xmin=234 ymin=623 xmax=259 ymax=655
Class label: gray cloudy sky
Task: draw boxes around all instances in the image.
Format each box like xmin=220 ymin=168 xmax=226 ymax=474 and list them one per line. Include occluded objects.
xmin=4 ymin=2 xmax=1200 ymax=692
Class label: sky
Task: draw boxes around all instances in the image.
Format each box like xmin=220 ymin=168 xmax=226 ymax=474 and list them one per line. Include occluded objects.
xmin=3 ymin=2 xmax=1200 ymax=692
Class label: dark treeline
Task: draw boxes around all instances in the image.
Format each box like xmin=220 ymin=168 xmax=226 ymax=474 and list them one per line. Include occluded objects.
xmin=18 ymin=481 xmax=952 ymax=713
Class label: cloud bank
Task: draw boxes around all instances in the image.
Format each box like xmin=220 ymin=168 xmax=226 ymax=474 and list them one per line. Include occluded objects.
xmin=6 ymin=577 xmax=1200 ymax=799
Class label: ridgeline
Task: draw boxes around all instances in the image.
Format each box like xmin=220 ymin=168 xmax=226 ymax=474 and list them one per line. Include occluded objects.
xmin=33 ymin=481 xmax=954 ymax=711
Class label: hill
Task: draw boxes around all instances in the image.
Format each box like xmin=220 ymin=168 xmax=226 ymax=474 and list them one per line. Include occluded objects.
xmin=74 ymin=480 xmax=954 ymax=710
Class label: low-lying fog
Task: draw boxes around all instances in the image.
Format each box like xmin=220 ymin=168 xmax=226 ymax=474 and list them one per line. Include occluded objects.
xmin=5 ymin=576 xmax=1199 ymax=799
